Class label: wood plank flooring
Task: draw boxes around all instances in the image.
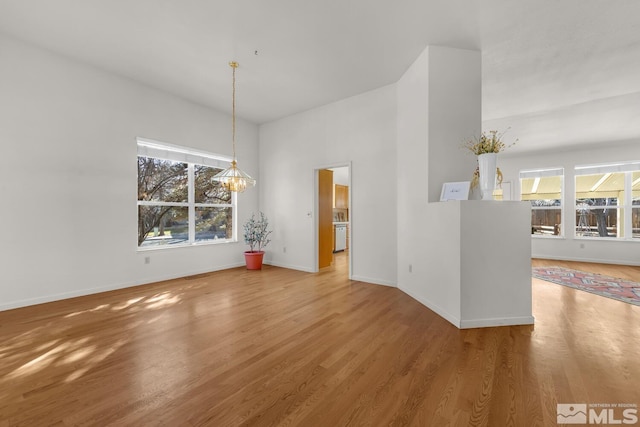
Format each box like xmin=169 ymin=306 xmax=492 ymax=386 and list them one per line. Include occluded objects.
xmin=1 ymin=254 xmax=639 ymax=426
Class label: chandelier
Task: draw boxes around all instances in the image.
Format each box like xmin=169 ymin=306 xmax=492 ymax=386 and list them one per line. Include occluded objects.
xmin=213 ymin=61 xmax=256 ymax=192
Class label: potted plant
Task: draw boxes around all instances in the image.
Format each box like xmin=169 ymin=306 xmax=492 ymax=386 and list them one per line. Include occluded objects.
xmin=243 ymin=212 xmax=272 ymax=270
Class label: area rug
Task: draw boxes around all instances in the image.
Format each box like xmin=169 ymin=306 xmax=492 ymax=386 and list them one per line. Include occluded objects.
xmin=532 ymin=266 xmax=640 ymax=306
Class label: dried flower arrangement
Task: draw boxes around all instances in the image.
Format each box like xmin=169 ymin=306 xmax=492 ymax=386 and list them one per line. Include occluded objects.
xmin=463 ymin=129 xmax=516 ymax=155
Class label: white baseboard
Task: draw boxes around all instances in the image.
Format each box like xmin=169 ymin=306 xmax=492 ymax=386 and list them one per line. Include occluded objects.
xmin=532 ymin=254 xmax=640 ymax=266
xmin=399 ymin=285 xmax=461 ymax=328
xmin=264 ymin=261 xmax=315 ymax=273
xmin=459 ymin=316 xmax=535 ymax=329
xmin=399 ymin=285 xmax=535 ymax=329
xmin=350 ymin=275 xmax=396 ymax=287
xmin=0 ymin=262 xmax=245 ymax=312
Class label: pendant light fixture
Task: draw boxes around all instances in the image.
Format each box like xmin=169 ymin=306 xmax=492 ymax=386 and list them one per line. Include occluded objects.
xmin=212 ymin=61 xmax=256 ymax=192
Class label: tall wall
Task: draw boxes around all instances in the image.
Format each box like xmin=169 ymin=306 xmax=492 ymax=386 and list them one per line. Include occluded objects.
xmin=259 ymin=85 xmax=397 ymax=285
xmin=397 ymin=46 xmax=481 ymax=296
xmin=0 ymin=34 xmax=259 ymax=310
xmin=498 ymin=140 xmax=640 ymax=265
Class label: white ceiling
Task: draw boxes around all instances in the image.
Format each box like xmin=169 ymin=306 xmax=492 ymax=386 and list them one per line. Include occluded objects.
xmin=1 ymin=0 xmax=639 ymax=154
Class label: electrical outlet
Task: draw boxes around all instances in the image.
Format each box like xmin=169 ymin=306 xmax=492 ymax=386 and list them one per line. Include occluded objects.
xmin=145 ymin=256 xmax=150 ymax=264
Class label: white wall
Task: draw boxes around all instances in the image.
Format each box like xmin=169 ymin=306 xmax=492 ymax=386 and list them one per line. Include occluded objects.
xmin=0 ymin=34 xmax=259 ymax=310
xmin=402 ymin=201 xmax=533 ymax=329
xmin=427 ymin=46 xmax=482 ymax=203
xmin=499 ymin=140 xmax=640 ymax=265
xmin=259 ymin=85 xmax=397 ymax=285
xmin=397 ymin=46 xmax=481 ymax=294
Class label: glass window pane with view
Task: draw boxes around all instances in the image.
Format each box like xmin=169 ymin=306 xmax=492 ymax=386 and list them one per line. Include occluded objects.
xmin=194 ymin=165 xmax=231 ymax=204
xmin=575 ymin=172 xmax=624 ymax=238
xmin=138 ymin=206 xmax=189 ymax=246
xmin=194 ymin=165 xmax=233 ymax=242
xmin=195 ymin=207 xmax=233 ymax=241
xmin=137 ymin=156 xmax=233 ymax=247
xmin=137 ymin=157 xmax=188 ymax=246
xmin=521 ymin=175 xmax=562 ymax=236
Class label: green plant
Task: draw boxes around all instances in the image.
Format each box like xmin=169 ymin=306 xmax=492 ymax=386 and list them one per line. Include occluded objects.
xmin=243 ymin=212 xmax=272 ymax=252
xmin=463 ymin=129 xmax=516 ymax=155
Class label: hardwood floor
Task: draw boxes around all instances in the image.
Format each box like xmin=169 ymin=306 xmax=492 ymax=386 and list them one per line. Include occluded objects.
xmin=1 ymin=255 xmax=639 ymax=426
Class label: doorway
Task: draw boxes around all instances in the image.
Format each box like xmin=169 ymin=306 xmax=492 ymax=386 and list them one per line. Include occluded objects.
xmin=315 ymin=163 xmax=351 ymax=278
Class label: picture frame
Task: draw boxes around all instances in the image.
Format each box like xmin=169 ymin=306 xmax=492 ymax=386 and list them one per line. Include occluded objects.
xmin=440 ymin=181 xmax=471 ymax=201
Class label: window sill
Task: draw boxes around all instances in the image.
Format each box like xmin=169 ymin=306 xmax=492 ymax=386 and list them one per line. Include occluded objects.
xmin=137 ymin=239 xmax=238 ymax=251
xmin=574 ymin=236 xmax=640 ymax=243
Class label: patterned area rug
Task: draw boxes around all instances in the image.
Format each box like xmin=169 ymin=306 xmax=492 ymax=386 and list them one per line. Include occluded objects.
xmin=532 ymin=266 xmax=640 ymax=306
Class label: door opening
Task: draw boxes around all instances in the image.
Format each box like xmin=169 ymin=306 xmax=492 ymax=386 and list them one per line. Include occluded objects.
xmin=315 ymin=163 xmax=351 ymax=277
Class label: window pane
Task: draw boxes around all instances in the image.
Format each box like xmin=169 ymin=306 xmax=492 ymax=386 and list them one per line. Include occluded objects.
xmin=531 ymin=209 xmax=562 ymax=235
xmin=138 ymin=157 xmax=188 ymax=202
xmin=633 ymin=171 xmax=640 ymax=205
xmin=195 ymin=207 xmax=232 ymax=241
xmin=521 ymin=176 xmax=562 ymax=201
xmin=138 ymin=206 xmax=189 ymax=247
xmin=521 ymin=173 xmax=563 ymax=236
xmin=575 ymin=172 xmax=624 ymax=200
xmin=194 ymin=165 xmax=231 ymax=204
xmin=575 ymin=207 xmax=620 ymax=238
xmin=529 ymin=199 xmax=561 ymax=208
xmin=576 ymin=197 xmax=619 ymax=208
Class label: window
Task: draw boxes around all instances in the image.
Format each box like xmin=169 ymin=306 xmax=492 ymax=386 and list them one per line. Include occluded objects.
xmin=575 ymin=162 xmax=640 ymax=240
xmin=137 ymin=138 xmax=235 ymax=248
xmin=520 ymin=168 xmax=564 ymax=236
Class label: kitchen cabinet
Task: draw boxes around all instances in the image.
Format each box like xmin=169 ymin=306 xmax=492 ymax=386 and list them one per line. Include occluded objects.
xmin=335 ymin=184 xmax=348 ymax=209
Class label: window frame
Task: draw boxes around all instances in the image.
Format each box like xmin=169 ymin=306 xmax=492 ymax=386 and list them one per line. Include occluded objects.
xmin=136 ymin=138 xmax=236 ymax=250
xmin=574 ymin=161 xmax=640 ymax=241
xmin=519 ymin=167 xmax=565 ymax=238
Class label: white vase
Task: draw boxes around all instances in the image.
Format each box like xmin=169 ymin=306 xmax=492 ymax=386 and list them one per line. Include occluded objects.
xmin=478 ymin=153 xmax=497 ymax=200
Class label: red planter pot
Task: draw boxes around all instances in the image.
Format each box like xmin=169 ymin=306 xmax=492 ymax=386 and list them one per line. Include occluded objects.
xmin=244 ymin=251 xmax=265 ymax=270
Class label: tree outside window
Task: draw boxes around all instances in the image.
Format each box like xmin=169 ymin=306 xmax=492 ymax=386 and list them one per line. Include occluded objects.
xmin=575 ymin=163 xmax=640 ymax=240
xmin=137 ymin=148 xmax=234 ymax=248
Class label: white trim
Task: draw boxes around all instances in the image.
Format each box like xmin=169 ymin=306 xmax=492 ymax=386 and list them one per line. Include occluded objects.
xmin=137 ymin=137 xmax=231 ymax=169
xmin=264 ymin=261 xmax=315 ymax=273
xmin=575 ymin=160 xmax=640 ymax=175
xmin=400 ymin=285 xmax=535 ymax=329
xmin=351 ymin=275 xmax=396 ymax=287
xmin=459 ymin=316 xmax=535 ymax=329
xmin=519 ymin=167 xmax=564 ymax=179
xmin=0 ymin=262 xmax=245 ymax=312
xmin=532 ymin=254 xmax=640 ymax=266
xmin=399 ymin=285 xmax=461 ymax=327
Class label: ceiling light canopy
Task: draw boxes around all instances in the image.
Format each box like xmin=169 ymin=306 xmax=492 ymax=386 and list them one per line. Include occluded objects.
xmin=213 ymin=61 xmax=256 ymax=192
